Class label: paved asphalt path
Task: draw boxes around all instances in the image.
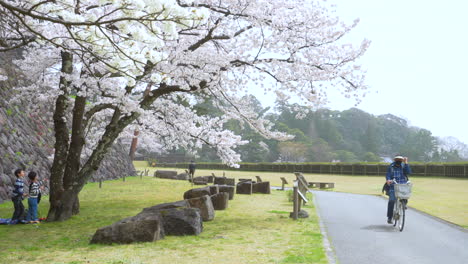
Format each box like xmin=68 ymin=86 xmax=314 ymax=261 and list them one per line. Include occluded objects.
xmin=313 ymin=191 xmax=468 ymax=264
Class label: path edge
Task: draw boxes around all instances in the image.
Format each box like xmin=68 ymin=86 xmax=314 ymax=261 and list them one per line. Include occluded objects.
xmin=311 ymin=191 xmax=338 ymax=264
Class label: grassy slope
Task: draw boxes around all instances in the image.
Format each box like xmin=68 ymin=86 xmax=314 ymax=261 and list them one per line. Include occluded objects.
xmin=0 ymin=175 xmax=326 ymax=264
xmin=143 ymin=163 xmax=468 ymax=228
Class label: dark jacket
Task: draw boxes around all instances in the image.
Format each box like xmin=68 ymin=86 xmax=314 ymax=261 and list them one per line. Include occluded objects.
xmin=12 ymin=178 xmax=25 ymax=199
xmin=188 ymin=163 xmax=196 ymax=172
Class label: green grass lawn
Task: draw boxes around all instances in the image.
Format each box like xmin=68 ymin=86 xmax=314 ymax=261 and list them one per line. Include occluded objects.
xmin=0 ymin=175 xmax=327 ymax=264
xmin=142 ymin=163 xmax=468 ymax=228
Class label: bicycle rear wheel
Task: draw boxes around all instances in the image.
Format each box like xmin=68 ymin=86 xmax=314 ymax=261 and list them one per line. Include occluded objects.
xmin=398 ymin=200 xmax=406 ymax=232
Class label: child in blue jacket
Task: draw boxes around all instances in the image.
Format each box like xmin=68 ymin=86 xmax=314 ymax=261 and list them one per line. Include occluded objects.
xmin=11 ymin=169 xmax=26 ymax=224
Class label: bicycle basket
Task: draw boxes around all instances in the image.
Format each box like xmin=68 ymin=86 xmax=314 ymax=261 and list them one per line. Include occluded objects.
xmin=394 ymin=183 xmax=412 ymax=199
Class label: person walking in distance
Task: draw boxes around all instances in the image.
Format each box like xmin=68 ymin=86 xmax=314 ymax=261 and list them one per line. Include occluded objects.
xmin=188 ymin=160 xmax=196 ymax=182
xmin=386 ymin=155 xmax=411 ymax=224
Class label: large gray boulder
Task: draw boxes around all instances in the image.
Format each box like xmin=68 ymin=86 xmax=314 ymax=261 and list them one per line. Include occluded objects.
xmin=90 ymin=214 xmax=164 ymax=244
xmin=210 ymin=192 xmax=229 ymax=210
xmin=225 ymin=178 xmax=235 ymax=186
xmin=187 ymin=195 xmax=215 ymax=221
xmin=253 ymin=182 xmax=271 ymax=194
xmin=192 ymin=176 xmax=208 ymax=185
xmin=90 ymin=204 xmax=204 ymax=244
xmin=214 ymin=176 xmax=226 ymax=185
xmin=209 ymin=185 xmax=219 ymax=195
xmin=183 ymin=186 xmax=211 ymax=200
xmin=175 ymin=172 xmax=190 ymax=180
xmin=144 ymin=195 xmax=214 ymax=222
xmin=141 ymin=200 xmax=189 ymax=214
xmin=154 ymin=170 xmax=177 ymax=180
xmin=236 ymin=181 xmax=253 ymax=195
xmin=205 ymin=176 xmax=214 ymax=183
xmin=214 ymin=177 xmax=235 ymax=186
xmin=157 ymin=207 xmax=203 ymax=236
xmin=218 ymin=185 xmax=235 ymax=200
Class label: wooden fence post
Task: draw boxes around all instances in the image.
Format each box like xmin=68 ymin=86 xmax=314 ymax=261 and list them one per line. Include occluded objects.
xmin=99 ymin=179 xmax=102 ymax=189
xmin=292 ymin=184 xmax=299 ymax=220
xmin=123 ymin=175 xmax=126 ymax=182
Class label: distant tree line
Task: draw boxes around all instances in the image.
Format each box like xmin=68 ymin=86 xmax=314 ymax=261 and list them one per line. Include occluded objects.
xmin=147 ymin=95 xmax=468 ymax=163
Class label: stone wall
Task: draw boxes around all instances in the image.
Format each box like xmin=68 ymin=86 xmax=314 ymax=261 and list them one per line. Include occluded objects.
xmin=0 ymin=59 xmax=135 ymax=203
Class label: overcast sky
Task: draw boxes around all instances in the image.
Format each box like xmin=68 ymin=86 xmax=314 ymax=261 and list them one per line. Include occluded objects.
xmin=323 ymin=0 xmax=468 ymax=143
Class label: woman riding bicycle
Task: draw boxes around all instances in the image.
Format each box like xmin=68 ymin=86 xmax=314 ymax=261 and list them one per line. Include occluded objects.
xmin=386 ymin=155 xmax=411 ymax=224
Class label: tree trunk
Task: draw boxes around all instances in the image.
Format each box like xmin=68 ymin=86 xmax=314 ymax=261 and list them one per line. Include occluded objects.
xmin=47 ymin=51 xmax=73 ymax=222
xmin=129 ymin=130 xmax=139 ymax=160
xmin=46 ymin=81 xmax=180 ymax=222
xmin=48 ymin=190 xmax=80 ymax=221
xmin=72 ymin=196 xmax=80 ymax=215
xmin=47 ymin=109 xmax=131 ymax=221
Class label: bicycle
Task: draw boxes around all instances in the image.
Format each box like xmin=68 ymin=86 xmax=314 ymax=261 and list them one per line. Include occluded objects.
xmin=392 ymin=180 xmax=412 ymax=232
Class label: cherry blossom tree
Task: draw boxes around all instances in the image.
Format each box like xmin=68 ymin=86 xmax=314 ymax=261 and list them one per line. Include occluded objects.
xmin=0 ymin=0 xmax=370 ymax=221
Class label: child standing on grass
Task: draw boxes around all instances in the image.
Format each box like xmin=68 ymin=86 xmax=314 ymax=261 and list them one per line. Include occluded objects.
xmin=11 ymin=169 xmax=27 ymax=224
xmin=26 ymin=171 xmax=42 ymax=224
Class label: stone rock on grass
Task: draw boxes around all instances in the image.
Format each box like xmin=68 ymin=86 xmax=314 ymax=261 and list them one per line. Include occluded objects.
xmin=192 ymin=176 xmax=208 ymax=185
xmin=209 ymin=185 xmax=219 ymax=195
xmin=175 ymin=173 xmax=190 ymax=180
xmin=187 ymin=195 xmax=215 ymax=221
xmin=154 ymin=170 xmax=178 ymax=179
xmin=90 ymin=214 xmax=164 ymax=244
xmin=236 ymin=181 xmax=253 ymax=195
xmin=218 ymin=185 xmax=235 ymax=200
xmin=90 ymin=207 xmax=204 ymax=244
xmin=210 ymin=192 xmax=229 ymax=210
xmin=253 ymin=182 xmax=271 ymax=194
xmin=214 ymin=177 xmax=226 ymax=185
xmin=214 ymin=177 xmax=235 ymax=186
xmin=141 ymin=200 xmax=189 ymax=214
xmin=156 ymin=207 xmax=203 ymax=236
xmin=225 ymin=178 xmax=235 ymax=186
xmin=183 ymin=186 xmax=211 ymax=200
xmin=206 ymin=176 xmax=214 ymax=183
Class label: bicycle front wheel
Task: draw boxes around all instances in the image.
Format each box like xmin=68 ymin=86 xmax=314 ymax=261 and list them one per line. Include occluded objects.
xmin=398 ymin=201 xmax=406 ymax=232
xmin=393 ymin=200 xmax=399 ymax=227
